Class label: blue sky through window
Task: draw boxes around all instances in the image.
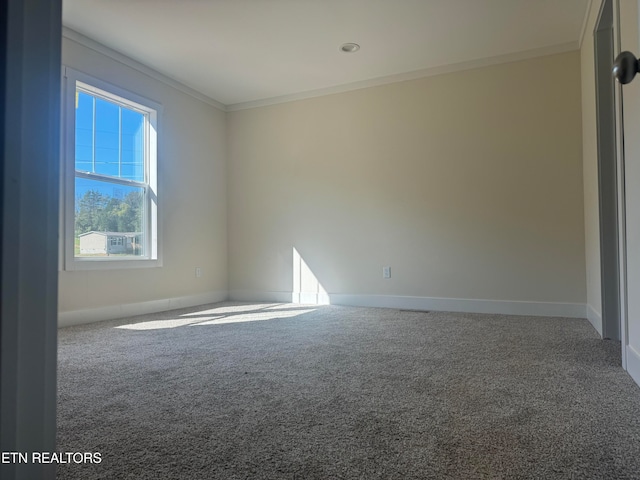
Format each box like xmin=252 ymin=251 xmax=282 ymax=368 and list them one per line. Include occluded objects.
xmin=75 ymin=90 xmax=145 ymax=197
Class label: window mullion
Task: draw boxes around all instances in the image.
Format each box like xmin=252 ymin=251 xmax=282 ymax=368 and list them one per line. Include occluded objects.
xmin=144 ymin=114 xmax=149 ymax=256
xmin=118 ymin=106 xmax=122 ymax=178
xmin=75 ymin=170 xmax=147 ymax=189
xmin=92 ymin=96 xmax=96 ymax=173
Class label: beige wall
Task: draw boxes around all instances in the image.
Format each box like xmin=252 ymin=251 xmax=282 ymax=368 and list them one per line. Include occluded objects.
xmin=228 ymin=52 xmax=586 ymax=306
xmin=59 ymin=37 xmax=228 ymax=315
xmin=580 ymin=0 xmax=604 ymax=322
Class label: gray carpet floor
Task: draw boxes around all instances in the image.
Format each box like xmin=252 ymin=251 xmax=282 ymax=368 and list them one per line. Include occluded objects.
xmin=57 ymin=302 xmax=640 ymax=479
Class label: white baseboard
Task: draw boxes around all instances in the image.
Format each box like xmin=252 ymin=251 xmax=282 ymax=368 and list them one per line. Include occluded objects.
xmin=229 ymin=290 xmax=293 ymax=303
xmin=58 ymin=290 xmax=228 ymax=327
xmin=626 ymin=345 xmax=640 ymax=388
xmin=586 ymin=304 xmax=603 ymax=336
xmin=292 ymin=292 xmax=331 ymax=305
xmin=229 ymin=290 xmax=587 ymax=318
xmin=230 ymin=290 xmax=330 ymax=305
xmin=330 ymin=294 xmax=586 ymax=318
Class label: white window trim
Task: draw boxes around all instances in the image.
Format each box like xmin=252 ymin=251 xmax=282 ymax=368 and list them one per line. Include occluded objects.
xmin=61 ymin=66 xmax=162 ymax=270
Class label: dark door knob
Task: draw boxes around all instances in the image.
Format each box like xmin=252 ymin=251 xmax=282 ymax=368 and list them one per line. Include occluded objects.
xmin=613 ymin=51 xmax=639 ymax=84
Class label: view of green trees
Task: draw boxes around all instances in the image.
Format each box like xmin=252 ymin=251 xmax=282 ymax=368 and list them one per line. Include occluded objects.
xmin=75 ymin=190 xmax=143 ymax=236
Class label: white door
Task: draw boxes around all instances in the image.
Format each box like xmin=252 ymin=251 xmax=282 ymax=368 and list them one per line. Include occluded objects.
xmin=619 ymin=0 xmax=640 ymax=384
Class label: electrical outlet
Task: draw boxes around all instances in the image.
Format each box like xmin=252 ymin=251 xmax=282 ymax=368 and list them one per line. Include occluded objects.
xmin=383 ymin=266 xmax=391 ymax=279
xmin=195 ymin=267 xmax=202 ymax=278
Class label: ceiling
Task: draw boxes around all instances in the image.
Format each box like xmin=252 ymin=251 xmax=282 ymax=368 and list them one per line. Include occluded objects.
xmin=62 ymin=0 xmax=590 ymax=109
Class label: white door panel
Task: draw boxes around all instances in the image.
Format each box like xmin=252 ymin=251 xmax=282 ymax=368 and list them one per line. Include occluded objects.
xmin=619 ymin=0 xmax=640 ymax=384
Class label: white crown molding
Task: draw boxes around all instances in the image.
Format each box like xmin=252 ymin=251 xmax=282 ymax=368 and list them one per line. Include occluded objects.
xmin=227 ymin=41 xmax=579 ymax=111
xmin=579 ymin=0 xmax=595 ymax=49
xmin=58 ymin=290 xmax=228 ymax=327
xmin=230 ymin=290 xmax=587 ymax=319
xmin=63 ymin=27 xmax=580 ymax=114
xmin=62 ymin=27 xmax=227 ymax=112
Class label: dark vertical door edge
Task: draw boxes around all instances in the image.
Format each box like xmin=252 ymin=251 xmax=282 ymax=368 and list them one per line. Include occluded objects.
xmin=1 ymin=1 xmax=62 ymax=479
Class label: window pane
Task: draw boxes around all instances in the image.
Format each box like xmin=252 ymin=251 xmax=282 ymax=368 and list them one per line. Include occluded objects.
xmin=121 ymin=108 xmax=145 ymax=182
xmin=76 ymin=89 xmax=146 ymax=183
xmin=69 ymin=76 xmax=158 ymax=267
xmin=94 ymin=98 xmax=120 ymax=177
xmin=75 ymin=91 xmax=94 ymax=172
xmin=75 ymin=177 xmax=145 ymax=258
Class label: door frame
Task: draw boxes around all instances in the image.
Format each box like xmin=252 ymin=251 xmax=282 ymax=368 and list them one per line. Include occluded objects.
xmin=609 ymin=0 xmax=628 ymax=366
xmin=0 ymin=1 xmax=61 ymax=479
xmin=611 ymin=0 xmax=629 ymax=369
xmin=593 ymin=0 xmax=628 ymax=365
xmin=595 ymin=0 xmax=623 ymax=342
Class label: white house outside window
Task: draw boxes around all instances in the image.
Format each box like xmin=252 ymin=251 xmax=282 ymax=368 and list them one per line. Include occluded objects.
xmin=62 ymin=68 xmax=161 ymax=270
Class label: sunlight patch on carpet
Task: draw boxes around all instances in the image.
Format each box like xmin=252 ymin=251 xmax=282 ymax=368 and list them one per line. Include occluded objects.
xmin=114 ymin=304 xmax=318 ymax=330
xmin=189 ymin=308 xmax=317 ymax=326
xmin=180 ymin=303 xmax=287 ymax=317
xmin=115 ymin=317 xmax=216 ymax=330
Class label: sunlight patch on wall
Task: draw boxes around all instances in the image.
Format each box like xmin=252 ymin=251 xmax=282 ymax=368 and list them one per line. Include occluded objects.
xmin=293 ymin=247 xmax=330 ymax=305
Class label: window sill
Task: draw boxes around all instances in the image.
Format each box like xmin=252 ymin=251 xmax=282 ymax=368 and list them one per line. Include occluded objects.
xmin=64 ymin=257 xmax=162 ymax=271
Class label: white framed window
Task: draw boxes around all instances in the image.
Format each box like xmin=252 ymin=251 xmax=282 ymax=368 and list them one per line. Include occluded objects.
xmin=62 ymin=67 xmax=161 ymax=270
